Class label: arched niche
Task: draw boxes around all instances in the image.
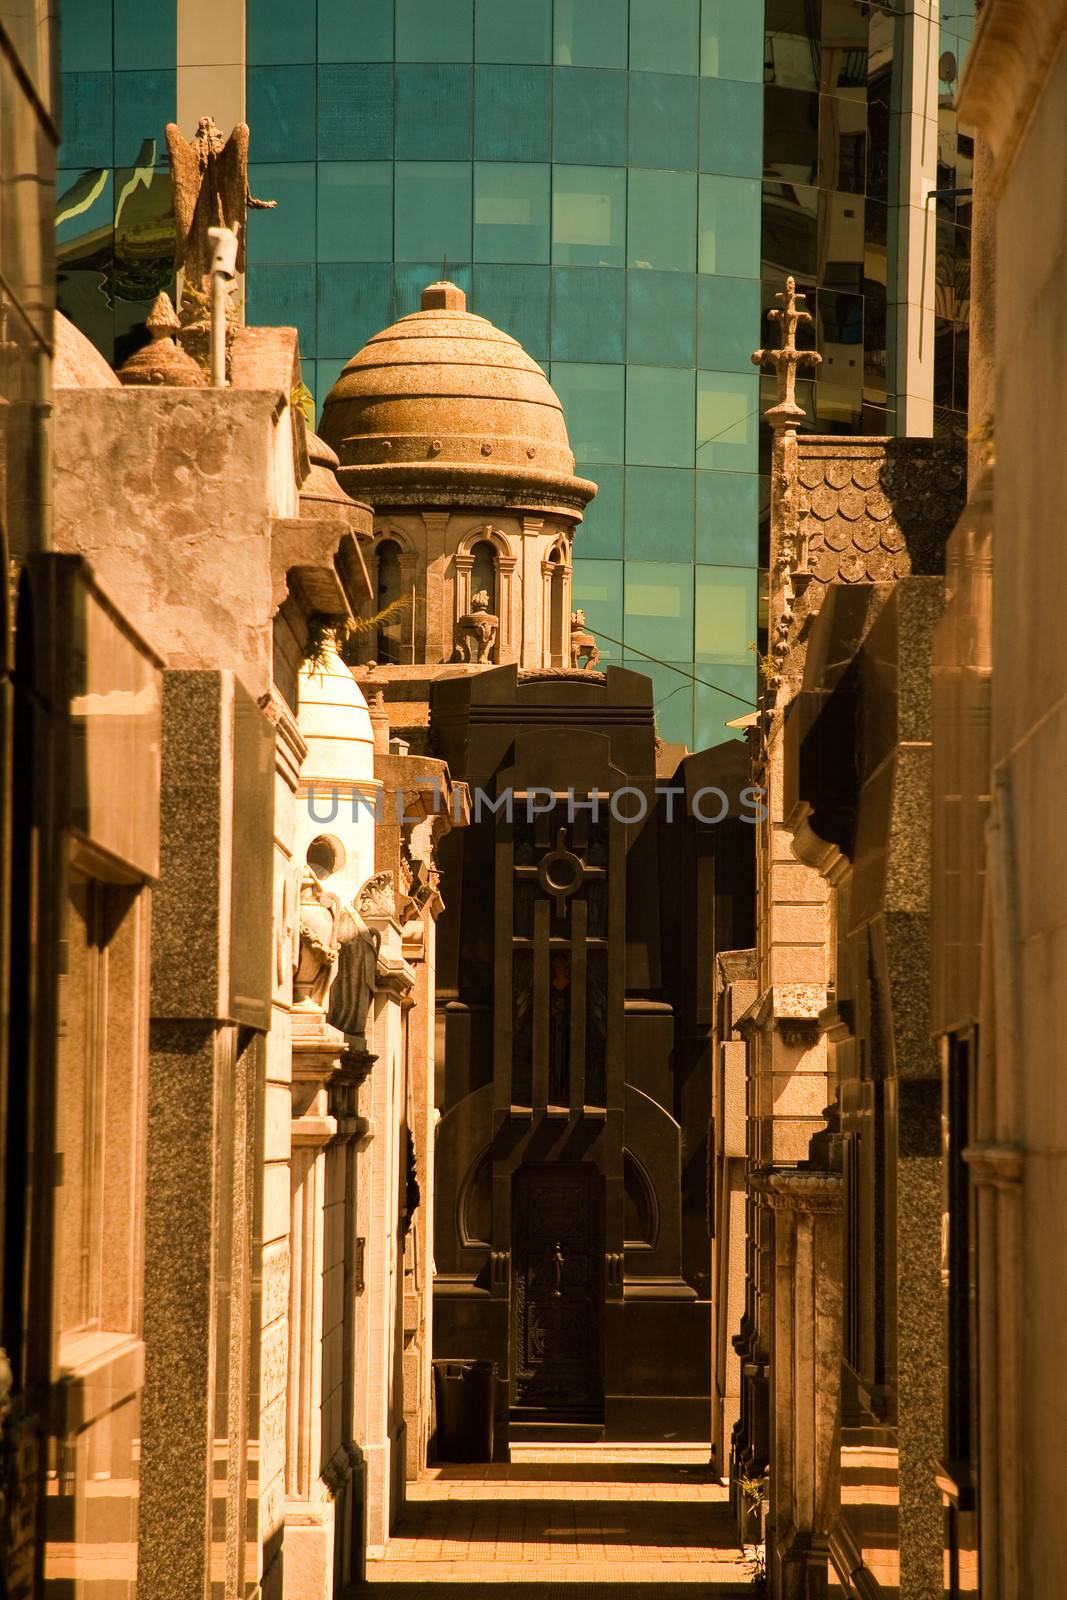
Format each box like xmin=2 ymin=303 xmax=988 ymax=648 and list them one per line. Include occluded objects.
xmin=623 ymin=1148 xmax=660 ymax=1250
xmin=457 ymin=1147 xmax=492 ymax=1247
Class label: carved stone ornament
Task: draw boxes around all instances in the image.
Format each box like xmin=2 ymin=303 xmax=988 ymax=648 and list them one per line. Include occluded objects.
xmin=569 ymin=609 xmax=600 ymax=669
xmin=748 ymin=1167 xmax=843 ymax=1214
xmin=166 ymin=116 xmax=276 ymax=283
xmin=294 ymin=867 xmax=342 ymax=1011
xmin=357 ymin=871 xmax=397 ymax=921
xmin=752 ymin=274 xmax=822 ymax=431
xmin=452 ymin=588 xmax=499 ymax=663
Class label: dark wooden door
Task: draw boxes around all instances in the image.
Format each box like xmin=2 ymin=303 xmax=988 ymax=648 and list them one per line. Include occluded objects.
xmin=511 ymin=1164 xmax=604 ymax=1416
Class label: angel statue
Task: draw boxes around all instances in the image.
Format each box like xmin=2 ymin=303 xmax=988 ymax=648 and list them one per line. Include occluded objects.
xmin=293 ymin=867 xmax=380 ymax=1036
xmin=165 ymin=117 xmax=276 ymax=285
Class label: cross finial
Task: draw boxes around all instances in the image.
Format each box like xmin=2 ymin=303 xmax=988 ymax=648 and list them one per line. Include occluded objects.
xmin=752 ymin=275 xmax=822 ymax=430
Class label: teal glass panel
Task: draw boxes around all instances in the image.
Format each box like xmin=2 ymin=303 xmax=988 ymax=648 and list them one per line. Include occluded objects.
xmin=627 ymin=170 xmax=696 ymax=272
xmin=396 ymin=0 xmax=472 ymax=60
xmin=317 ymin=163 xmax=392 ymax=262
xmin=697 ymin=276 xmax=760 ymax=371
xmin=553 ymin=69 xmax=627 ymax=166
xmin=574 ymin=463 xmax=623 ymax=558
xmin=317 ymin=64 xmax=394 ymax=160
xmin=251 ymin=66 xmax=317 ymax=161
xmin=59 ymin=74 xmax=114 ymax=167
xmin=476 ymin=0 xmax=551 ymax=62
xmin=696 ymin=370 xmax=759 ymax=470
xmin=315 ymin=263 xmax=393 ymax=355
xmin=56 ymin=168 xmax=113 ymax=249
xmin=397 ymin=65 xmax=473 ymax=159
xmin=314 ymin=355 xmax=349 ymax=423
xmin=249 ymin=0 xmax=315 ymax=64
xmin=474 ymin=65 xmax=551 ymax=160
xmin=627 ymin=271 xmax=695 ymax=366
xmin=551 ymin=363 xmax=624 ymax=461
xmin=696 ymin=470 xmax=759 ymax=564
xmin=694 ymin=662 xmax=756 ymax=746
xmin=628 ymin=72 xmax=698 ymax=171
xmin=700 ymin=0 xmax=764 ymax=81
xmin=624 ymin=659 xmax=693 ymax=746
xmin=623 ymin=561 xmax=694 ymax=659
xmin=247 ymin=163 xmax=316 ymax=263
xmin=550 ymin=267 xmax=624 ymax=362
xmin=626 ymin=366 xmax=695 ymax=467
xmin=629 ymin=0 xmax=699 ymax=74
xmin=695 ymin=563 xmax=757 ymax=660
xmin=474 ymin=164 xmax=550 ymax=263
xmin=554 ymin=0 xmax=628 ymax=68
xmin=625 ymin=467 xmax=694 ymax=560
xmin=552 ymin=165 xmax=625 ymax=267
xmin=394 ymin=162 xmax=472 ymax=262
xmin=248 ymin=262 xmax=315 ymax=354
xmin=113 ymin=70 xmax=175 ymax=165
xmin=319 ymin=0 xmax=393 ymax=62
xmin=571 ymin=558 xmax=623 ymax=659
xmin=114 ymin=0 xmax=174 ymax=69
xmin=395 ymin=262 xmax=471 ymax=314
xmin=61 ymin=0 xmax=112 ymax=71
xmin=698 ymin=174 xmax=760 ymax=276
xmin=699 ymin=79 xmax=762 ymax=176
xmin=472 ymin=264 xmax=550 ymax=362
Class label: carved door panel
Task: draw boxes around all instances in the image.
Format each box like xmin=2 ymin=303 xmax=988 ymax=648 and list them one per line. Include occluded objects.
xmin=511 ymin=1164 xmax=603 ymax=1415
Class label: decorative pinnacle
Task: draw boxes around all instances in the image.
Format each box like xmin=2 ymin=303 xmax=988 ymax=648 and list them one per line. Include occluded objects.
xmin=752 ymin=275 xmax=822 ymax=431
xmin=145 ymin=290 xmax=181 ymax=340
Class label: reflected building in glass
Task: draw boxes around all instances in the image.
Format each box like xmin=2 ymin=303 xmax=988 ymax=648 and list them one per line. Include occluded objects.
xmin=55 ymin=0 xmax=975 ymax=748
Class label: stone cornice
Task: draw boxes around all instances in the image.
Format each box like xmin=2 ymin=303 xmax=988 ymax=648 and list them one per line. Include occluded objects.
xmin=749 ymin=1166 xmax=843 ymax=1213
xmin=958 ymin=0 xmax=1067 ymax=182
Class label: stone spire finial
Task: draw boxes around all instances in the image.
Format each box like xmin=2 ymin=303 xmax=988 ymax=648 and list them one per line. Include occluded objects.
xmin=117 ymin=290 xmax=206 ymax=387
xmin=421 ymin=280 xmax=466 ymax=312
xmin=752 ymin=275 xmax=822 ymax=431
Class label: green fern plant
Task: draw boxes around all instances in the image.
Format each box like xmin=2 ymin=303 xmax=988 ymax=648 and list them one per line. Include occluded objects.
xmin=302 ymin=595 xmax=412 ymax=674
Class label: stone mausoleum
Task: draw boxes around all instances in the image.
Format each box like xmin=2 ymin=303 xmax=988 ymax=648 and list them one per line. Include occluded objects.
xmin=320 ymin=282 xmax=755 ymax=1446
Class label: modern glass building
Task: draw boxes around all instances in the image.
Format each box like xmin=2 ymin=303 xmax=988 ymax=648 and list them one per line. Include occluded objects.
xmin=55 ymin=0 xmax=974 ymax=747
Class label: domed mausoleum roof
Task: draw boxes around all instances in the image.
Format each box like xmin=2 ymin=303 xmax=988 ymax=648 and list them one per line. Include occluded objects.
xmin=319 ymin=281 xmax=596 ymax=519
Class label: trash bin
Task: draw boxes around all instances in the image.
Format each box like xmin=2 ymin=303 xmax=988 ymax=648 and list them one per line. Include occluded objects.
xmin=433 ymin=1359 xmax=496 ymax=1462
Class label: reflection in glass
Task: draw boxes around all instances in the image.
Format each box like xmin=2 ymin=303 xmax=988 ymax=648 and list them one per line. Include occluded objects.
xmin=700 ymin=0 xmax=764 ymax=81
xmin=626 ymin=366 xmax=695 ymax=468
xmin=696 ymin=370 xmax=758 ymax=472
xmin=764 ymin=85 xmax=819 ymax=184
xmin=628 ymin=170 xmax=696 ymax=274
xmin=394 ymin=161 xmax=472 ymax=263
xmin=695 ymin=563 xmax=757 ymax=661
xmin=553 ymin=0 xmax=628 ymax=68
xmin=552 ymin=165 xmax=626 ymax=267
xmin=630 ymin=0 xmax=700 ymax=75
xmin=629 ymin=72 xmax=698 ymax=173
xmin=699 ymin=174 xmax=761 ymax=277
xmin=474 ymin=163 xmax=550 ymax=262
xmin=551 ymin=363 xmax=624 ymax=461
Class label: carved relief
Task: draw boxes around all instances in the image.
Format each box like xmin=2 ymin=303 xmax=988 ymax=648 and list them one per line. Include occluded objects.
xmin=452 ymin=589 xmax=499 ymax=663
xmin=569 ymin=609 xmax=599 ymax=669
xmin=357 ymin=871 xmax=397 ymax=921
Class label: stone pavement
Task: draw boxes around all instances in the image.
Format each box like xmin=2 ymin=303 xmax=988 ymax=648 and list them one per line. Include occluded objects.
xmin=353 ymin=1445 xmax=757 ymax=1594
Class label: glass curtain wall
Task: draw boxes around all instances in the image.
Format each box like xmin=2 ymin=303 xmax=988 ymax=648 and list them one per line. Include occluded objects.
xmin=57 ymin=0 xmax=177 ymax=364
xmin=245 ymin=0 xmax=765 ymax=748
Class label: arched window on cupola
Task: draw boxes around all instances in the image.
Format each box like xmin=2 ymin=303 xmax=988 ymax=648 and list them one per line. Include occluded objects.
xmin=471 ymin=539 xmax=498 ymax=618
xmin=548 ymin=545 xmax=566 ymax=667
xmin=375 ymin=538 xmax=403 ymax=664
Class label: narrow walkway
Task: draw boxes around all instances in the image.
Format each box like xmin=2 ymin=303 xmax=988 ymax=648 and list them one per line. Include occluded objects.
xmin=357 ymin=1445 xmax=756 ymax=1594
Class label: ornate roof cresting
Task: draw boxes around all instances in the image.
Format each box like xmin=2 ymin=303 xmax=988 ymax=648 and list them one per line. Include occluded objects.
xmin=752 ymin=275 xmax=822 ymax=431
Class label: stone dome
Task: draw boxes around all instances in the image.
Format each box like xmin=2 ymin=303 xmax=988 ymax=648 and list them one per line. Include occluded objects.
xmin=298 ymin=637 xmax=375 ymax=784
xmin=319 ymin=281 xmax=596 ymax=520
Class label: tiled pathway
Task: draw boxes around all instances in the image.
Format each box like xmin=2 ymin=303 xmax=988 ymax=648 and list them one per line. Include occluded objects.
xmin=356 ymin=1445 xmax=757 ymax=1593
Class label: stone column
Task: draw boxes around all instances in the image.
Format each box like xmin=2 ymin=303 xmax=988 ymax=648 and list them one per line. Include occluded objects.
xmin=282 ymin=1010 xmax=344 ymax=1599
xmin=360 ymin=909 xmax=415 ymax=1557
xmin=496 ymin=552 xmax=517 ymax=662
xmin=751 ymin=1168 xmax=843 ymax=1600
